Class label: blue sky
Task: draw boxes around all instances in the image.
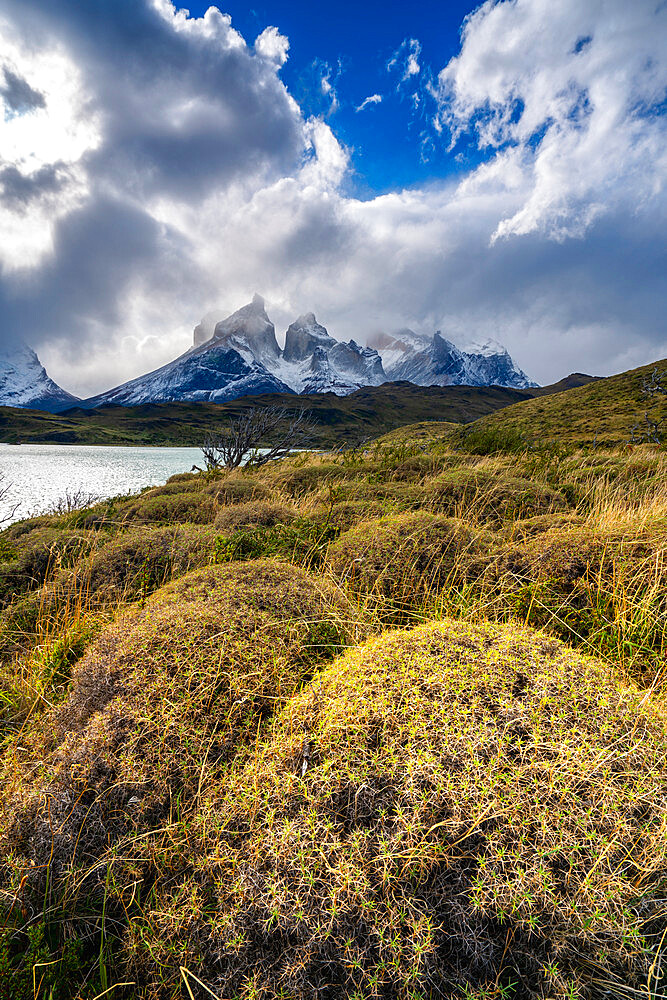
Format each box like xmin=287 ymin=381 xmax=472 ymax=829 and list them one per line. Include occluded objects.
xmin=185 ymin=0 xmax=478 ymax=194
xmin=0 ymin=0 xmax=665 ymax=395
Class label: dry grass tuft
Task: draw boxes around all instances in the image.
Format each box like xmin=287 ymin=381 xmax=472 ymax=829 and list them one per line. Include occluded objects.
xmin=327 ymin=510 xmax=495 ymax=604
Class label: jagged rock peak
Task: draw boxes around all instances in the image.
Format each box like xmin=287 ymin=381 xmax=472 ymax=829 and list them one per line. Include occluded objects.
xmin=212 ymin=294 xmax=280 ymax=363
xmin=283 ymin=312 xmax=335 ymax=362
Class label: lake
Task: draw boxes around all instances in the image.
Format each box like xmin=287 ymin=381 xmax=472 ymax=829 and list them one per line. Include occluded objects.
xmin=0 ymin=444 xmax=206 ymax=524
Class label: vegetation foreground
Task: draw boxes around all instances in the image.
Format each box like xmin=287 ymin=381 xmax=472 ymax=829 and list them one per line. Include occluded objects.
xmin=0 ymin=387 xmax=666 ymax=997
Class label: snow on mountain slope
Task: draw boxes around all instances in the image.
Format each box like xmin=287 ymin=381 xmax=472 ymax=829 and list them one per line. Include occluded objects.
xmin=0 ymin=343 xmax=80 ymax=412
xmin=79 ymin=339 xmax=293 ymax=408
xmin=373 ymin=329 xmax=537 ymax=389
xmin=79 ymin=298 xmax=537 ymax=409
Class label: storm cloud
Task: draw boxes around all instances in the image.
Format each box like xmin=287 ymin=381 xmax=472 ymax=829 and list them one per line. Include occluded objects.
xmin=0 ymin=0 xmax=664 ymax=396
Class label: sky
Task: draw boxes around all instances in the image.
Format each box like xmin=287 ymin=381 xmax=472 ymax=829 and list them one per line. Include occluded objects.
xmin=0 ymin=0 xmax=665 ymax=397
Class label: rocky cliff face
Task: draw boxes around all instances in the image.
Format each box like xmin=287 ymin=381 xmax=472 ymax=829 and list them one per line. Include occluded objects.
xmin=0 ymin=343 xmax=80 ymax=412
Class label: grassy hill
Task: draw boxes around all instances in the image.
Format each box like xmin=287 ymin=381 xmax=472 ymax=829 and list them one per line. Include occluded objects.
xmin=456 ymin=358 xmax=667 ymax=450
xmin=0 ymin=382 xmax=538 ymax=447
xmin=0 ymin=376 xmax=665 ymax=997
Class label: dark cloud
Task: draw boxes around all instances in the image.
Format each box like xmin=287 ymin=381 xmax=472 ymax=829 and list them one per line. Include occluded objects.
xmin=2 ymin=193 xmax=200 ymax=341
xmin=2 ymin=0 xmax=304 ymax=200
xmin=0 ymin=66 xmax=45 ymax=116
xmin=0 ymin=162 xmax=67 ymax=207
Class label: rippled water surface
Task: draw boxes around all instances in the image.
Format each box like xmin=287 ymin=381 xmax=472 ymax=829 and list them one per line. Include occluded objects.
xmin=0 ymin=444 xmax=204 ymax=523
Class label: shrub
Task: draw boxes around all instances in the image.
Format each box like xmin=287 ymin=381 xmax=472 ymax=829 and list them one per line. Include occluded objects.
xmin=327 ymin=511 xmax=495 ymax=602
xmin=0 ymin=561 xmax=359 ymax=931
xmin=428 ymin=467 xmax=569 ymax=523
xmin=133 ymin=619 xmax=667 ymax=999
xmin=214 ymin=499 xmax=296 ymax=532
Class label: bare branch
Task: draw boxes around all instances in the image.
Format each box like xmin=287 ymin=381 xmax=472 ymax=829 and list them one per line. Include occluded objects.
xmin=47 ymin=488 xmax=102 ymax=516
xmin=0 ymin=471 xmax=19 ymax=526
xmin=197 ymin=406 xmax=316 ymax=472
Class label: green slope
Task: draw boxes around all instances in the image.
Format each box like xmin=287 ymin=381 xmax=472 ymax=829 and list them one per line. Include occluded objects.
xmin=458 ymin=358 xmax=667 ymax=450
xmin=0 ymin=381 xmax=535 ymax=447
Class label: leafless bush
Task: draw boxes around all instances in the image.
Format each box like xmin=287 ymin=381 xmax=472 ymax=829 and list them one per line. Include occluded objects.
xmin=48 ymin=487 xmax=102 ymax=515
xmin=197 ymin=406 xmax=316 ymax=471
xmin=0 ymin=471 xmax=19 ymax=525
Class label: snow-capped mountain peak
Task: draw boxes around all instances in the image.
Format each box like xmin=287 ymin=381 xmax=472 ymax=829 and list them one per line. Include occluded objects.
xmin=283 ymin=312 xmax=336 ymax=362
xmin=211 ymin=293 xmax=281 ymax=365
xmin=75 ymin=297 xmax=538 ymax=409
xmin=463 ymin=337 xmax=509 ymax=358
xmin=373 ymin=328 xmax=537 ymax=389
xmin=0 ymin=342 xmax=80 ymax=412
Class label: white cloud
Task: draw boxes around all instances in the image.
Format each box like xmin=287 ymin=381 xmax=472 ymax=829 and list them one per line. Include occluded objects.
xmin=356 ymin=93 xmax=382 ymax=112
xmin=435 ymin=0 xmax=667 ymax=241
xmin=388 ymin=38 xmax=421 ymax=85
xmin=254 ymin=26 xmax=289 ymax=67
xmin=0 ymin=0 xmax=664 ymax=398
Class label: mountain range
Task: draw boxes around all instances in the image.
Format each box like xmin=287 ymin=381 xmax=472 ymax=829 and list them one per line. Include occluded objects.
xmin=0 ymin=295 xmax=538 ymax=411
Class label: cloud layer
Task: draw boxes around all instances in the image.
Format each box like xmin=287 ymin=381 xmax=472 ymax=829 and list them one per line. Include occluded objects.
xmin=0 ymin=0 xmax=665 ymax=396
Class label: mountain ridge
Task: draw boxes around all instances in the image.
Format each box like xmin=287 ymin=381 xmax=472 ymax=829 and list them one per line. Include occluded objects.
xmin=77 ymin=296 xmax=538 ymax=409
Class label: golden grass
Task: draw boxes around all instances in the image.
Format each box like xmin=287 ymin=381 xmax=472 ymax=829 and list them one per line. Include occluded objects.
xmin=0 ymin=429 xmax=665 ymax=997
xmin=126 ymin=619 xmax=667 ymax=999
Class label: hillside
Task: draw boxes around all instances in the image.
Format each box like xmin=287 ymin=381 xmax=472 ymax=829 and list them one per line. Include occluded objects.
xmin=457 ymin=358 xmax=667 ymax=449
xmin=0 ymin=381 xmax=535 ymax=446
xmin=0 ymin=395 xmax=665 ymax=997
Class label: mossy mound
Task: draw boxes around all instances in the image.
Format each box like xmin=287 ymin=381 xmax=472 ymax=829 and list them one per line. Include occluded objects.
xmin=133 ymin=619 xmax=667 ymax=999
xmin=498 ymin=521 xmax=667 ymax=589
xmin=82 ymin=524 xmax=218 ymax=598
xmin=313 ymin=480 xmax=426 ymax=511
xmin=0 ymin=561 xmax=357 ymax=910
xmin=387 ymin=453 xmax=444 ymax=481
xmin=214 ymin=499 xmax=297 ymax=532
xmin=266 ymin=460 xmax=354 ymax=496
xmin=302 ymin=499 xmax=391 ymax=531
xmin=501 ymin=513 xmax=582 ymax=542
xmin=327 ymin=511 xmax=494 ymax=601
xmin=428 ymin=467 xmax=569 ymax=523
xmin=0 ymin=527 xmax=94 ymax=605
xmin=204 ymin=475 xmax=270 ymax=504
xmin=118 ymin=489 xmax=218 ymax=524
